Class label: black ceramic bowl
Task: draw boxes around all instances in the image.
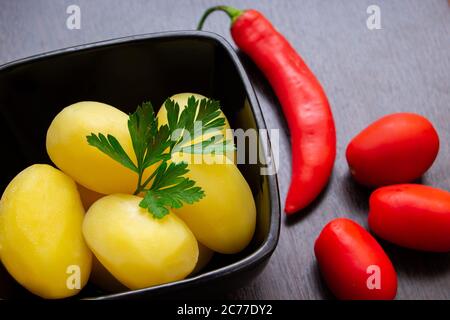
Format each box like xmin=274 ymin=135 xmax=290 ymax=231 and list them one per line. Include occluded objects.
xmin=0 ymin=31 xmax=280 ymax=299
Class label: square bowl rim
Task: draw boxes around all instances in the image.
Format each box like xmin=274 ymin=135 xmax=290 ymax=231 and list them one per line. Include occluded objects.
xmin=0 ymin=30 xmax=281 ymax=299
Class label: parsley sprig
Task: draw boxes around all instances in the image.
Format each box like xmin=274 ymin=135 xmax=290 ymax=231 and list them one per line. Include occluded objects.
xmin=86 ymin=96 xmax=233 ymax=218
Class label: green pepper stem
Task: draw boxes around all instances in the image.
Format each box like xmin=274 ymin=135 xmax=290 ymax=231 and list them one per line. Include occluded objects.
xmin=197 ymin=5 xmax=243 ymax=30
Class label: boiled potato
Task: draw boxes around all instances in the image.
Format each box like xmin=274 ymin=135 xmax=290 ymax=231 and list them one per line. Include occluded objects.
xmin=174 ymin=154 xmax=256 ymax=254
xmin=83 ymin=194 xmax=198 ymax=290
xmin=46 ymin=101 xmax=146 ymax=195
xmin=91 ymin=242 xmax=213 ymax=292
xmin=0 ymin=164 xmax=91 ymax=299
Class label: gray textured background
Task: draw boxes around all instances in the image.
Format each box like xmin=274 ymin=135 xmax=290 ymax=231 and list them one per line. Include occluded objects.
xmin=1 ymin=0 xmax=449 ymax=299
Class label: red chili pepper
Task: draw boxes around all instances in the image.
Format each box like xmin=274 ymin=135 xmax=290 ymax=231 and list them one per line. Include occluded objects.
xmin=198 ymin=6 xmax=336 ymax=214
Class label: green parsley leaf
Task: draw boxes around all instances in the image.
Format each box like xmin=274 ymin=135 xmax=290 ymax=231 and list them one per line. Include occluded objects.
xmin=143 ymin=124 xmax=171 ymax=168
xmin=128 ymin=101 xmax=157 ymax=169
xmin=164 ymin=96 xmax=227 ymax=152
xmin=86 ymin=133 xmax=138 ymax=173
xmin=139 ymin=162 xmax=204 ymax=219
xmin=128 ymin=102 xmax=171 ymax=171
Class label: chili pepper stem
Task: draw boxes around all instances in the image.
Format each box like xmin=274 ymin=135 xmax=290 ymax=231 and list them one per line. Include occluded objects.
xmin=197 ymin=5 xmax=243 ymax=30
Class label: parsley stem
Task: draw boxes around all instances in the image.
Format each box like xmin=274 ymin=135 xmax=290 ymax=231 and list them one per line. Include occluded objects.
xmin=141 ymin=167 xmax=158 ymax=189
xmin=133 ymin=165 xmax=159 ymax=195
xmin=133 ymin=170 xmax=144 ymax=195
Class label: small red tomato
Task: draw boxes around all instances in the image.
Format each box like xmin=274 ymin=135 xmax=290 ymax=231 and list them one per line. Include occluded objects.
xmin=346 ymin=113 xmax=439 ymax=187
xmin=314 ymin=218 xmax=397 ymax=300
xmin=369 ymin=184 xmax=450 ymax=252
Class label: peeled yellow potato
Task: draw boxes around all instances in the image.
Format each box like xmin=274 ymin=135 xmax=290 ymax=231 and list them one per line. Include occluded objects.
xmin=91 ymin=241 xmax=213 ymax=292
xmin=191 ymin=242 xmax=214 ymax=275
xmin=83 ymin=194 xmax=198 ymax=290
xmin=174 ymin=154 xmax=256 ymax=254
xmin=46 ymin=101 xmax=143 ymax=195
xmin=0 ymin=164 xmax=91 ymax=299
xmin=77 ymin=184 xmax=104 ymax=210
